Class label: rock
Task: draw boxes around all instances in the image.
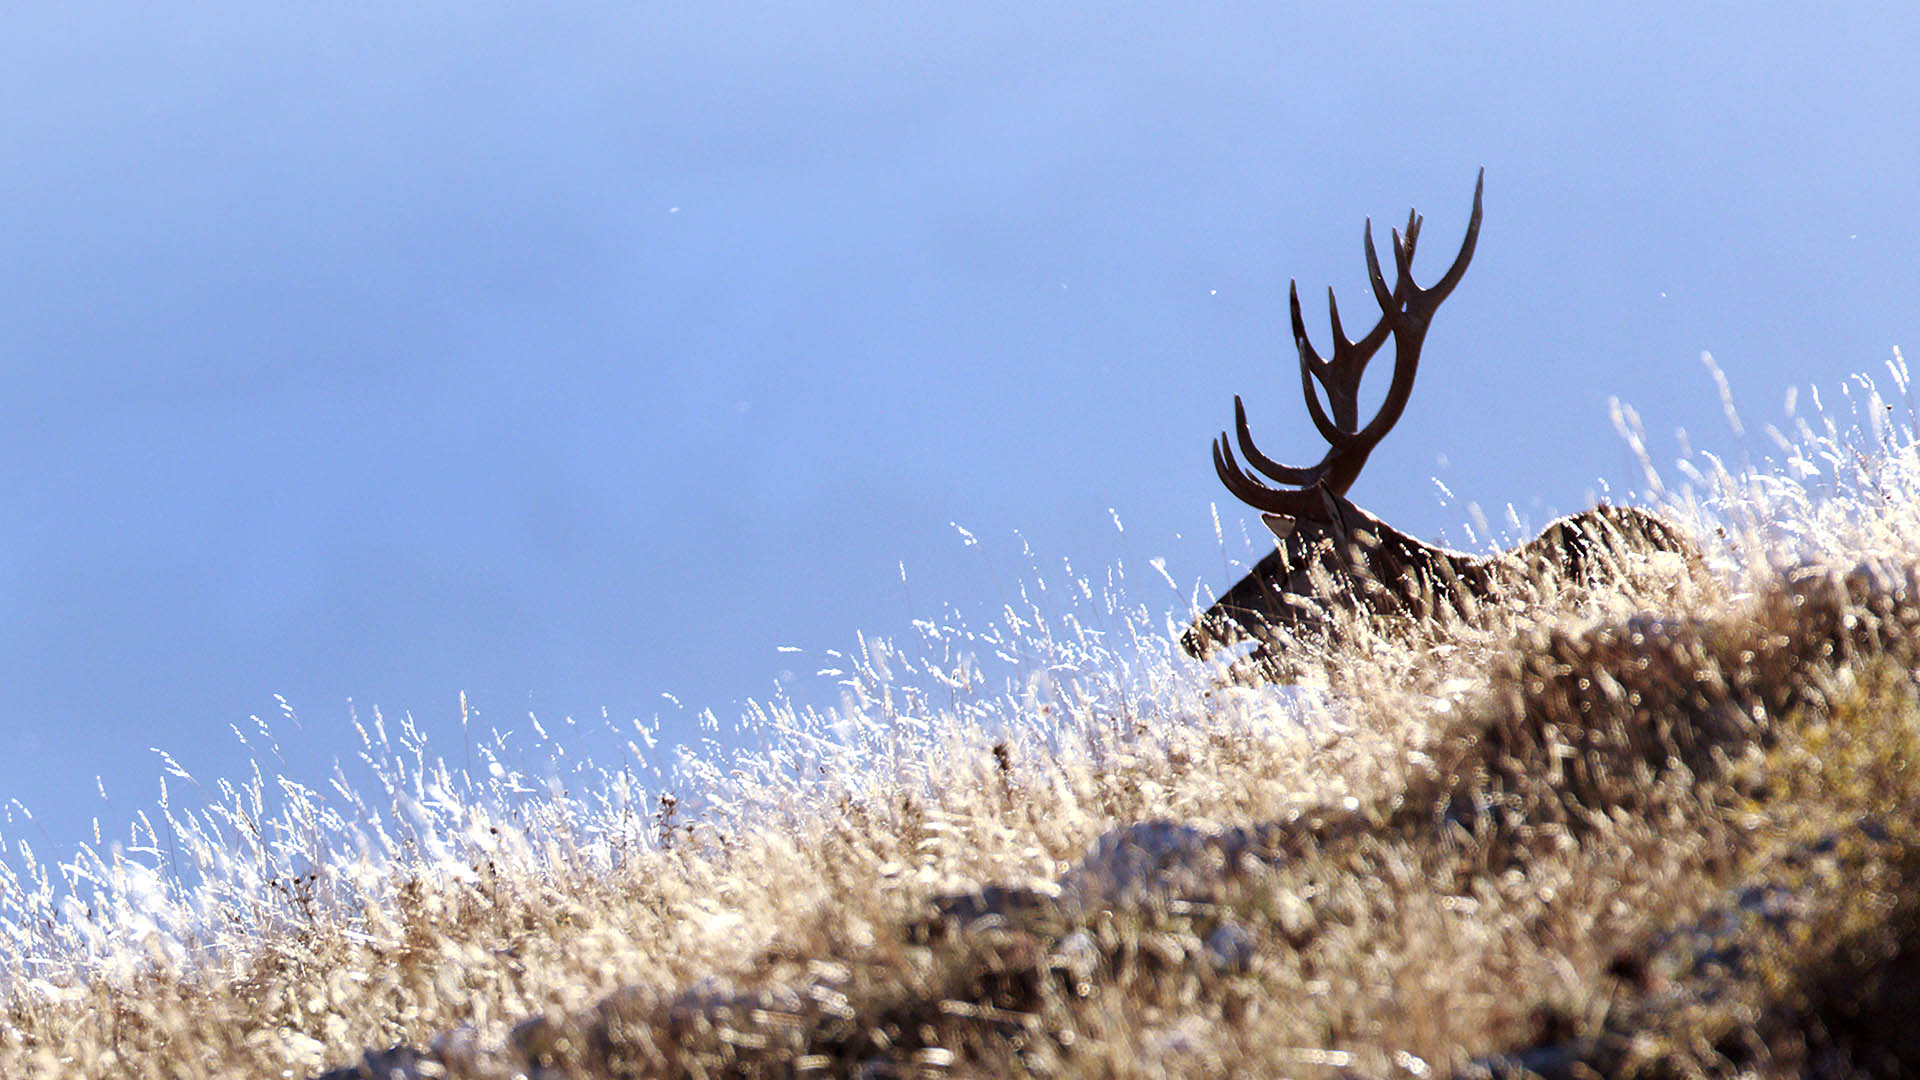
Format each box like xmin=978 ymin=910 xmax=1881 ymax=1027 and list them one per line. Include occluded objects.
xmin=1204 ymin=920 xmax=1256 ymax=974
xmin=311 ymin=1044 xmax=438 ymax=1080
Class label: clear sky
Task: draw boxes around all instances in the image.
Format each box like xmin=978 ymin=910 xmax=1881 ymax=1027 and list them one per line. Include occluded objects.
xmin=3 ymin=6 xmax=1917 ymax=868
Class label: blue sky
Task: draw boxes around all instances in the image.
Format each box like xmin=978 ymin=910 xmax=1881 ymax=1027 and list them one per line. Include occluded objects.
xmin=3 ymin=6 xmax=1917 ymax=866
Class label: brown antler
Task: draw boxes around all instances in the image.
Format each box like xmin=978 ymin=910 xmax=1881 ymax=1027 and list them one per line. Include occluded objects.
xmin=1215 ymin=169 xmax=1483 ymax=519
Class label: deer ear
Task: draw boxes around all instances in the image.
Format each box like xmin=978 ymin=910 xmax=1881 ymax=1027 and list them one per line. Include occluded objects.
xmin=1261 ymin=513 xmax=1299 ymax=541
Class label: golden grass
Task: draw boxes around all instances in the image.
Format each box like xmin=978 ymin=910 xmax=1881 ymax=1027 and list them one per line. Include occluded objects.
xmin=4 ymin=358 xmax=1920 ymax=1079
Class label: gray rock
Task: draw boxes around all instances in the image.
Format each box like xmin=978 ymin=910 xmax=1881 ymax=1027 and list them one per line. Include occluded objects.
xmin=1204 ymin=920 xmax=1256 ymax=974
xmin=311 ymin=1044 xmax=439 ymax=1080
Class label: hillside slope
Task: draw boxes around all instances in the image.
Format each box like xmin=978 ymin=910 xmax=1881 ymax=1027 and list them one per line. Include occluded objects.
xmin=5 ymin=365 xmax=1920 ymax=1078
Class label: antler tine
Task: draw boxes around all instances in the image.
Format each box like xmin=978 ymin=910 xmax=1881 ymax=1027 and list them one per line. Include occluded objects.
xmin=1295 ymin=331 xmax=1349 ymax=448
xmin=1389 ymin=209 xmax=1422 ymax=277
xmin=1421 ymin=167 xmax=1484 ymax=304
xmin=1288 ymin=284 xmax=1346 ymax=449
xmin=1233 ymin=394 xmax=1323 ymax=486
xmin=1213 ymin=436 xmax=1336 ymax=521
xmin=1318 ymin=286 xmax=1393 ymax=375
xmin=1289 ymin=281 xmax=1324 ymax=369
xmin=1323 ymin=285 xmax=1349 ymax=350
xmin=1363 ymin=217 xmax=1395 ymax=313
xmin=1405 ymin=206 xmax=1423 ymax=254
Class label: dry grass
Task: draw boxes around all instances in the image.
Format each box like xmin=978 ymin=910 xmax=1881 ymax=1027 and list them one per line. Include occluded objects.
xmin=4 ymin=357 xmax=1920 ymax=1079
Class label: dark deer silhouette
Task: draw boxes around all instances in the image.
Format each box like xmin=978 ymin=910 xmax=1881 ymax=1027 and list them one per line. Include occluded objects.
xmin=1184 ymin=172 xmax=1697 ymax=676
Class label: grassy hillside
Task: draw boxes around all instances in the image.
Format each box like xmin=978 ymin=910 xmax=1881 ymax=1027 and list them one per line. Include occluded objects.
xmin=5 ymin=360 xmax=1920 ymax=1078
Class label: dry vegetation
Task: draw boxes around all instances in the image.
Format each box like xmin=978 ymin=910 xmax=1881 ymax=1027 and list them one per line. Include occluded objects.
xmin=4 ymin=360 xmax=1920 ymax=1078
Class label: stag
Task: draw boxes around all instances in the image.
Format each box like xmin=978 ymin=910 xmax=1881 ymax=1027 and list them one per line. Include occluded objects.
xmin=1184 ymin=172 xmax=1696 ymax=676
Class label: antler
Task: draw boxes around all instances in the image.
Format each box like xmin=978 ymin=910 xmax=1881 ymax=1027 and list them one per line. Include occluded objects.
xmin=1215 ymin=169 xmax=1483 ymax=520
